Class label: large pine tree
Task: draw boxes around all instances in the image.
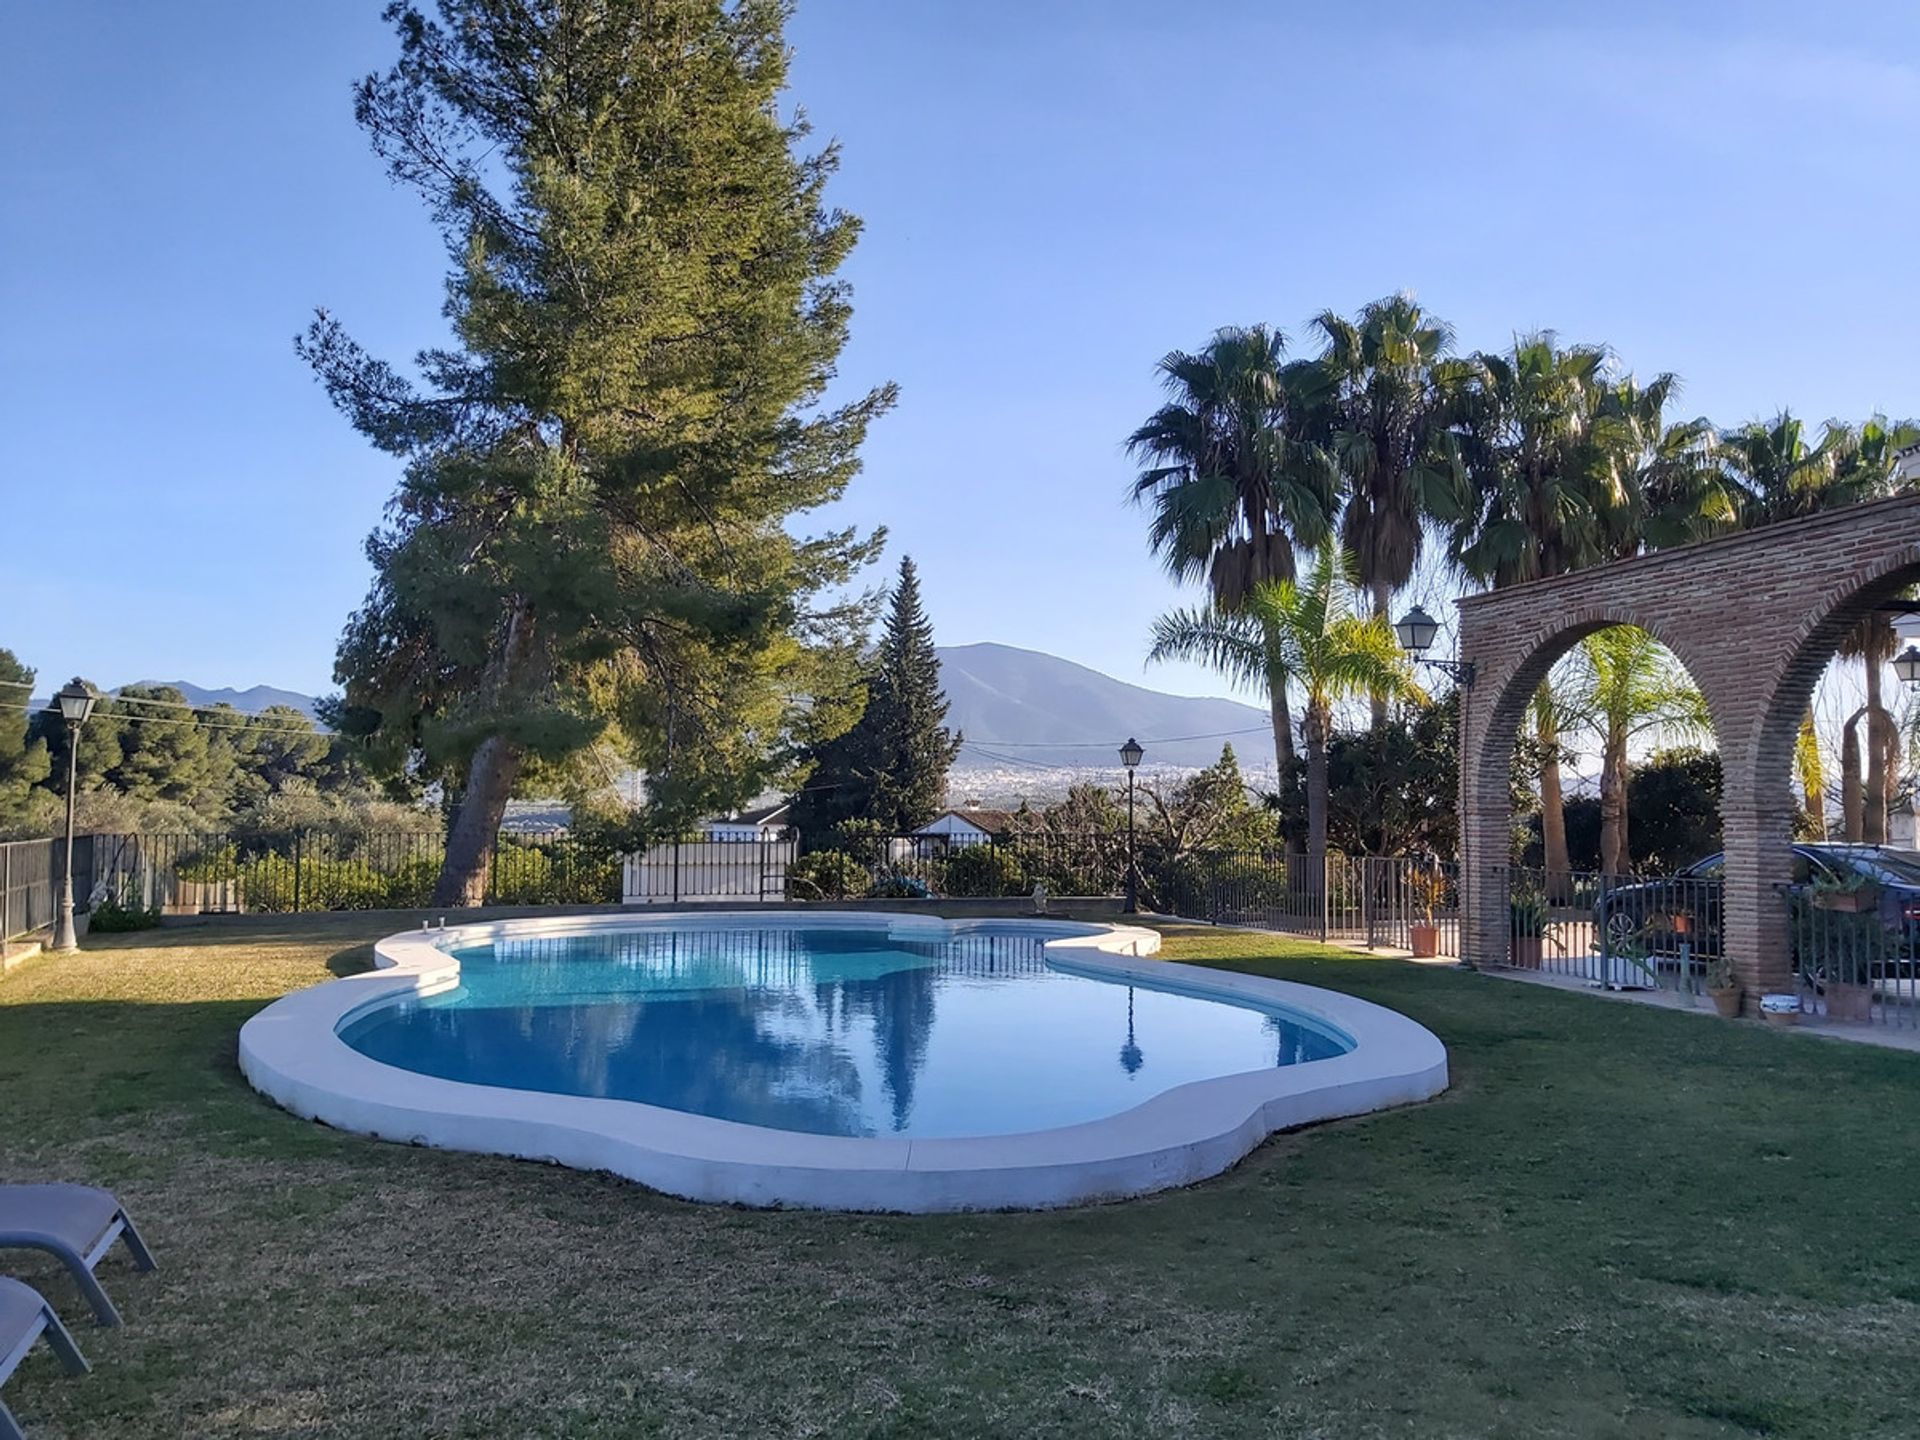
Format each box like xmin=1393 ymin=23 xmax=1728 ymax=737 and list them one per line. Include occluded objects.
xmin=793 ymin=557 xmax=959 ymax=832
xmin=304 ymin=0 xmax=892 ymax=903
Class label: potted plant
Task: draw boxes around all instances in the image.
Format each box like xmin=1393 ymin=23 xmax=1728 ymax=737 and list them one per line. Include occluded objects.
xmin=1408 ymin=867 xmax=1447 ymax=958
xmin=1704 ymin=954 xmax=1741 ymax=1018
xmin=1508 ymin=889 xmax=1549 ymax=969
xmin=1811 ymin=873 xmax=1881 ymax=913
xmin=1822 ymin=917 xmax=1877 ymax=1021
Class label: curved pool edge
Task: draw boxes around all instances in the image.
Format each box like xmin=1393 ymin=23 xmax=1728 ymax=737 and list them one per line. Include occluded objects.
xmin=238 ymin=910 xmax=1449 ymax=1213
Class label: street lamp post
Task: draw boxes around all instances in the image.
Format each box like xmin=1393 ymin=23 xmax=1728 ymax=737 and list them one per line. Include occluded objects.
xmin=1394 ymin=608 xmax=1478 ymax=961
xmin=52 ymin=679 xmax=97 ymax=953
xmin=1120 ymin=737 xmax=1144 ymax=913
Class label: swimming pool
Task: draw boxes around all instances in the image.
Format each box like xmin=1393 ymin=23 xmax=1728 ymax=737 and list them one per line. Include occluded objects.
xmin=338 ymin=924 xmax=1351 ymax=1139
xmin=240 ymin=912 xmax=1447 ymax=1211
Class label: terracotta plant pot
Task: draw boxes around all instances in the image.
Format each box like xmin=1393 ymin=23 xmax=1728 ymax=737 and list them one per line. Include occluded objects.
xmin=1409 ymin=922 xmax=1440 ymax=958
xmin=1509 ymin=934 xmax=1543 ymax=969
xmin=1813 ymin=888 xmax=1878 ymax=913
xmin=1672 ymin=914 xmax=1693 ymax=935
xmin=1825 ymin=981 xmax=1874 ymax=1022
xmin=1707 ymin=985 xmax=1742 ymax=1018
xmin=1762 ymin=1006 xmax=1800 ymax=1027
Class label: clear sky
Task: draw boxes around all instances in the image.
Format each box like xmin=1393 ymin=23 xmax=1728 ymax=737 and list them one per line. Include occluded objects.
xmin=4 ymin=0 xmax=1917 ymax=710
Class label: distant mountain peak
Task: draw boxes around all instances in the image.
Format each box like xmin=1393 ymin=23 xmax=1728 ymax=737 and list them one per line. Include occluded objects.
xmin=934 ymin=645 xmax=1269 ymax=770
xmin=122 ymin=681 xmax=320 ymax=719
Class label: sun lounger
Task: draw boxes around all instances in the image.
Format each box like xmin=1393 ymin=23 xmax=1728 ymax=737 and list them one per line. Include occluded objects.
xmin=0 ymin=1277 xmax=88 ymax=1440
xmin=0 ymin=1185 xmax=155 ymax=1327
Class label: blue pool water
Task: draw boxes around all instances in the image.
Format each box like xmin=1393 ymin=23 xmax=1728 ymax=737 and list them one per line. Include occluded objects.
xmin=339 ymin=926 xmax=1352 ymax=1139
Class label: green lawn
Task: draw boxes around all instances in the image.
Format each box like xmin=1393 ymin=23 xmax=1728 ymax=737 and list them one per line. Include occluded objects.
xmin=4 ymin=915 xmax=1920 ymax=1438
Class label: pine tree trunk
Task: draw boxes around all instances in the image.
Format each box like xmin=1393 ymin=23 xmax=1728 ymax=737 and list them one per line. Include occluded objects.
xmin=1842 ymin=707 xmax=1866 ymax=843
xmin=433 ymin=735 xmax=526 ymax=906
xmin=1538 ymin=706 xmax=1572 ymax=900
xmin=433 ymin=598 xmax=538 ymax=907
xmin=1599 ymin=724 xmax=1629 ymax=877
xmin=1368 ymin=574 xmax=1393 ymax=731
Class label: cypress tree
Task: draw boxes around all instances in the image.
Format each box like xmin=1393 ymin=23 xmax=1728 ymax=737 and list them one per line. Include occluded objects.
xmin=864 ymin=557 xmax=960 ymax=830
xmin=302 ymin=0 xmax=892 ymax=903
xmin=792 ymin=556 xmax=960 ymax=833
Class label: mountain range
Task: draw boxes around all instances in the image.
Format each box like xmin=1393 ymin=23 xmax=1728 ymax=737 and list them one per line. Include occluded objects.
xmin=935 ymin=643 xmax=1269 ymax=769
xmin=128 ymin=643 xmax=1273 ymax=772
xmin=128 ymin=682 xmax=321 ymax=718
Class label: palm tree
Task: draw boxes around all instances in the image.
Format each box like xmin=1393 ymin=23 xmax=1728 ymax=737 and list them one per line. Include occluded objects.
xmin=1127 ymin=326 xmax=1337 ymax=776
xmin=1722 ymin=413 xmax=1920 ymax=839
xmin=1593 ymin=374 xmax=1733 ymax=554
xmin=1563 ymin=627 xmax=1711 ymax=875
xmin=1296 ymin=294 xmax=1462 ymax=727
xmin=1446 ymin=334 xmax=1616 ymax=883
xmin=1147 ymin=544 xmax=1422 ymax=860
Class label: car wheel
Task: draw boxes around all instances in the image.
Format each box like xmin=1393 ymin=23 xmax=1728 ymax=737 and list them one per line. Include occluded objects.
xmin=1603 ymin=906 xmax=1642 ymax=951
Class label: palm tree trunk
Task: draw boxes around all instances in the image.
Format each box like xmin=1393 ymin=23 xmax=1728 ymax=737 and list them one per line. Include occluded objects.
xmin=1842 ymin=707 xmax=1866 ymax=843
xmin=1538 ymin=705 xmax=1572 ymax=900
xmin=1304 ymin=698 xmax=1330 ymax=863
xmin=1268 ymin=679 xmax=1301 ymax=856
xmin=1599 ymin=723 xmax=1629 ymax=876
xmin=1368 ymin=574 xmax=1393 ymax=731
xmin=1865 ymin=635 xmax=1892 ymax=844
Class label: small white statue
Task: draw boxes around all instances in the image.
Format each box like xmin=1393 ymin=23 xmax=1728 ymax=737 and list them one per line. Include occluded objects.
xmin=1031 ymin=881 xmax=1049 ymax=915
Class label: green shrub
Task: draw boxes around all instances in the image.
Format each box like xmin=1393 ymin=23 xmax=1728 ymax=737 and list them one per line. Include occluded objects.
xmin=174 ymin=844 xmax=240 ymax=884
xmin=943 ymin=844 xmax=1027 ymax=897
xmin=384 ymin=854 xmax=441 ymax=909
xmin=786 ymin=849 xmax=866 ymax=901
xmin=88 ymin=895 xmax=162 ymax=932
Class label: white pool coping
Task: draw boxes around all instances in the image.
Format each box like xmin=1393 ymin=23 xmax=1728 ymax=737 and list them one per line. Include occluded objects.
xmin=238 ymin=911 xmax=1449 ymax=1212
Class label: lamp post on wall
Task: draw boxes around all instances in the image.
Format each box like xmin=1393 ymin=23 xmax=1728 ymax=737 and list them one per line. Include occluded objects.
xmin=1394 ymin=607 xmax=1479 ymax=960
xmin=1895 ymin=645 xmax=1920 ymax=688
xmin=52 ymin=679 xmax=98 ymax=953
xmin=1120 ymin=737 xmax=1144 ymax=913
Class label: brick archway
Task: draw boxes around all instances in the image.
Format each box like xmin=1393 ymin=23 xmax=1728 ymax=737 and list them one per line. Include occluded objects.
xmin=1456 ymin=494 xmax=1920 ymax=1006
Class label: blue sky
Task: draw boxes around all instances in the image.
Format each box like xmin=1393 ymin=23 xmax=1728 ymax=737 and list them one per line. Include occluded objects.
xmin=4 ymin=1 xmax=1917 ymax=708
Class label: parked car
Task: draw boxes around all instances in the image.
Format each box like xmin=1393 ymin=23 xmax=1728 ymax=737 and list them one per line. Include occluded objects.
xmin=1594 ymin=845 xmax=1920 ymax=965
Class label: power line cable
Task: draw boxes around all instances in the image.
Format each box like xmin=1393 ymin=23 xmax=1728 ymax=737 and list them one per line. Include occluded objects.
xmin=0 ymin=701 xmax=333 ymax=741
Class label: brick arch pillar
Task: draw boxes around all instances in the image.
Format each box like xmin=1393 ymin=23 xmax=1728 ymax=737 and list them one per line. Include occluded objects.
xmin=1450 ymin=495 xmax=1920 ymax=1005
xmin=1456 ymin=605 xmax=1735 ymax=971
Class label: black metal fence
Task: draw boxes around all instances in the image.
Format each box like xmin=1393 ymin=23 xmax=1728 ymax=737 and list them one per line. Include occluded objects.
xmin=28 ymin=824 xmax=1908 ymax=1031
xmin=1783 ymin=883 xmax=1920 ymax=1028
xmin=89 ymin=829 xmax=621 ymax=915
xmin=1 ymin=838 xmax=62 ymax=947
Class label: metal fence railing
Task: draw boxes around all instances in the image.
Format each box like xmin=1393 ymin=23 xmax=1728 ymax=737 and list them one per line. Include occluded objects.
xmin=1489 ymin=865 xmax=1725 ymax=995
xmin=25 ymin=824 xmax=1911 ymax=1032
xmin=1785 ymin=883 xmax=1920 ymax=1029
xmin=1 ymin=838 xmax=60 ymax=947
xmin=87 ymin=829 xmax=622 ymax=915
xmin=1145 ymin=850 xmax=1461 ymax=957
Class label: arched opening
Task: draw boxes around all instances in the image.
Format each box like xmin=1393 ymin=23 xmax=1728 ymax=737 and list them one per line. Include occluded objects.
xmin=1463 ymin=610 xmax=1729 ymax=985
xmin=1732 ymin=549 xmax=1920 ymax=1015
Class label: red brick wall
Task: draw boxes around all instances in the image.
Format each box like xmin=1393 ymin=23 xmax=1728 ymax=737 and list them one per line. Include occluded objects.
xmin=1456 ymin=494 xmax=1920 ymax=1007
